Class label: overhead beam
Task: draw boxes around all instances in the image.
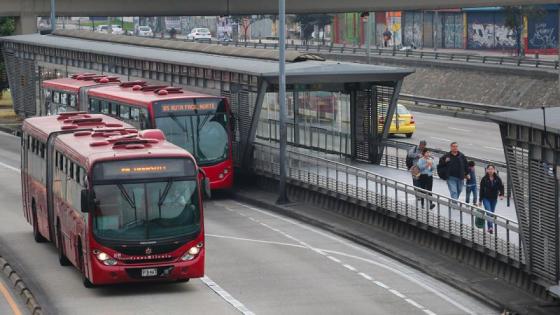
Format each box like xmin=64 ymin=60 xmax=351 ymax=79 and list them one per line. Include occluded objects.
xmin=1 ymin=0 xmax=560 ymax=17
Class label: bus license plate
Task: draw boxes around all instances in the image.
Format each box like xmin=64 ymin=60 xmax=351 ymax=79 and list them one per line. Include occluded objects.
xmin=141 ymin=268 xmax=158 ymax=277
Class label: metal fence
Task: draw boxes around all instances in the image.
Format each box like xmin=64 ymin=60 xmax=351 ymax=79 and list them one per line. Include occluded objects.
xmin=252 ymin=142 xmax=524 ymax=264
xmin=256 ymin=119 xmax=512 ymax=202
xmin=172 ymin=35 xmax=559 ymax=70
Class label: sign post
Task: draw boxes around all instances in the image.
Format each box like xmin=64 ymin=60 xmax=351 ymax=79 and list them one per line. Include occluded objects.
xmin=277 ymin=0 xmax=289 ymax=204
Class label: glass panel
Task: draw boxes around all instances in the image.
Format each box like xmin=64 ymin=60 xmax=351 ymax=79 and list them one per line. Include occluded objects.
xmin=93 ymin=180 xmax=200 ymax=241
xmin=69 ymin=94 xmax=77 ymax=108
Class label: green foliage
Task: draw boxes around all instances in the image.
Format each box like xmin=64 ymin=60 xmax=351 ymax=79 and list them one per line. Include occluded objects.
xmin=0 ymin=17 xmax=15 ymax=94
xmin=294 ymin=14 xmax=332 ymax=42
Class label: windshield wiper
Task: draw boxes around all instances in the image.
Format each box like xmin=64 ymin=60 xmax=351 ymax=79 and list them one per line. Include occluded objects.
xmin=117 ymin=184 xmax=137 ymax=210
xmin=157 ymin=179 xmax=173 ymax=208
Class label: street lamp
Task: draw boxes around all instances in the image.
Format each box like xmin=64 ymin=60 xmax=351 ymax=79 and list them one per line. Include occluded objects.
xmin=277 ymin=0 xmax=289 ymax=204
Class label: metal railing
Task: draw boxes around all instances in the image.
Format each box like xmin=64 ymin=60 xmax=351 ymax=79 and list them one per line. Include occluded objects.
xmin=256 ymin=119 xmax=511 ymax=202
xmin=252 ymin=142 xmax=524 ymax=264
xmin=399 ymin=94 xmax=518 ymax=114
xmin=168 ymin=35 xmax=559 ymax=70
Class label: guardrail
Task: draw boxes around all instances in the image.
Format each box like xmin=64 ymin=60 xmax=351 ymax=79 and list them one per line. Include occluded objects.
xmin=399 ymin=94 xmax=518 ymax=114
xmin=256 ymin=118 xmax=511 ymax=203
xmin=169 ymin=34 xmax=559 ymax=70
xmin=252 ymin=142 xmax=524 ymax=264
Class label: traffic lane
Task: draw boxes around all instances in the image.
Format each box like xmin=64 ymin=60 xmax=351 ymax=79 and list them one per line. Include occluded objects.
xmin=205 ymin=199 xmax=498 ymax=315
xmin=0 ymin=167 xmax=239 ymax=315
xmin=0 ymin=132 xmax=21 ymax=168
xmin=399 ymin=111 xmax=504 ymax=162
xmin=0 ymin=273 xmax=28 ymax=315
xmin=204 ymin=200 xmax=417 ymax=315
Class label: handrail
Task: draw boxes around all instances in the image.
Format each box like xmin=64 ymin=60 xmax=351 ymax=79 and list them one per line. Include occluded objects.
xmin=252 ymin=142 xmax=523 ymax=263
xmin=399 ymin=94 xmax=518 ymax=114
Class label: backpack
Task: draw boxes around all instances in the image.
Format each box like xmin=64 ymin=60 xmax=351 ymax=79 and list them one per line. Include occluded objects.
xmin=437 ymin=155 xmax=449 ymax=180
xmin=409 ymin=164 xmax=421 ymax=179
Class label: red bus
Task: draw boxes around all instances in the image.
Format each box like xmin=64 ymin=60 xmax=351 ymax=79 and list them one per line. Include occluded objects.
xmin=21 ymin=112 xmax=207 ymax=287
xmin=42 ymin=76 xmax=233 ymax=191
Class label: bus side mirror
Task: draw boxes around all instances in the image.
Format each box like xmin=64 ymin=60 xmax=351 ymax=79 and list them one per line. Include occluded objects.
xmin=81 ymin=190 xmax=94 ymax=213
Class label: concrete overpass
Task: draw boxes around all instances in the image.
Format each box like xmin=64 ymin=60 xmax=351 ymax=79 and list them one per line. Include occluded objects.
xmin=3 ymin=0 xmax=560 ymax=34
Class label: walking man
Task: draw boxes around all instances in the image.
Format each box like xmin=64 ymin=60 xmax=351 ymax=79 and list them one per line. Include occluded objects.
xmin=406 ymin=140 xmax=427 ymax=188
xmin=438 ymin=142 xmax=469 ymax=200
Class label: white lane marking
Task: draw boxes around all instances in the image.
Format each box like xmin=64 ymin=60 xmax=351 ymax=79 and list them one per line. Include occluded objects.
xmin=423 ymin=310 xmax=438 ymax=315
xmin=374 ymin=281 xmax=389 ymax=289
xmin=430 ymin=136 xmax=452 ymax=142
xmin=406 ymin=299 xmax=425 ymax=309
xmin=484 ymin=146 xmax=503 ymax=151
xmin=389 ymin=289 xmax=406 ymax=299
xmin=206 ymin=234 xmax=305 ymax=249
xmin=343 ymin=264 xmax=357 ymax=271
xmin=447 ymin=127 xmax=471 ymax=132
xmin=200 ymin=276 xmax=255 ymax=315
xmin=0 ymin=161 xmax=20 ymax=173
xmin=327 ymin=256 xmax=341 ymax=263
xmin=231 ymin=201 xmax=475 ymax=315
xmin=321 ymin=249 xmax=474 ymax=315
xmin=358 ymin=273 xmax=372 ymax=281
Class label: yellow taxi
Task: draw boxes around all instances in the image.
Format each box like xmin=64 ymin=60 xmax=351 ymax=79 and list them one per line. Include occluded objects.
xmin=378 ymin=104 xmax=416 ymax=138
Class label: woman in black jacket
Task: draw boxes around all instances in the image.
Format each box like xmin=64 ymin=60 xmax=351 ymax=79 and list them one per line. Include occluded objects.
xmin=478 ymin=164 xmax=504 ymax=234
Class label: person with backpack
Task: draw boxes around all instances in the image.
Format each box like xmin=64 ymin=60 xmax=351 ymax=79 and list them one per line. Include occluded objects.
xmin=465 ymin=160 xmax=477 ymax=205
xmin=416 ymin=148 xmax=436 ymax=209
xmin=437 ymin=142 xmax=469 ymax=200
xmin=478 ymin=164 xmax=504 ymax=234
xmin=406 ymin=140 xmax=427 ymax=188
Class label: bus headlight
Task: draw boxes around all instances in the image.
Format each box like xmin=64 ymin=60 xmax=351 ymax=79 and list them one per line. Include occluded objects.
xmin=181 ymin=243 xmax=203 ymax=261
xmin=95 ymin=251 xmax=117 ymax=266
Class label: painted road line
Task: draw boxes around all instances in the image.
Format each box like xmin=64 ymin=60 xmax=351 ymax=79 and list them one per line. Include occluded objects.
xmin=406 ymin=298 xmax=425 ymax=309
xmin=448 ymin=127 xmax=471 ymax=132
xmin=206 ymin=234 xmax=305 ymax=249
xmin=0 ymin=281 xmax=23 ymax=315
xmin=374 ymin=281 xmax=389 ymax=289
xmin=484 ymin=146 xmax=503 ymax=151
xmin=230 ymin=202 xmax=475 ymax=315
xmin=389 ymin=289 xmax=406 ymax=299
xmin=0 ymin=161 xmax=19 ymax=173
xmin=200 ymin=276 xmax=255 ymax=315
xmin=430 ymin=136 xmax=452 ymax=142
xmin=358 ymin=273 xmax=373 ymax=281
xmin=327 ymin=256 xmax=341 ymax=263
xmin=343 ymin=264 xmax=357 ymax=272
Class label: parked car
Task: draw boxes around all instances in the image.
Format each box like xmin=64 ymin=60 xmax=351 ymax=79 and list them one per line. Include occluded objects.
xmin=136 ymin=25 xmax=153 ymax=37
xmin=187 ymin=28 xmax=212 ymax=41
xmin=111 ymin=25 xmax=125 ymax=35
xmin=378 ymin=104 xmax=416 ymax=138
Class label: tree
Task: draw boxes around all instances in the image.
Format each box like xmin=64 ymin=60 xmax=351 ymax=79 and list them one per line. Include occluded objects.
xmin=504 ymin=6 xmax=546 ymax=56
xmin=294 ymin=14 xmax=332 ymax=45
xmin=0 ymin=17 xmax=15 ymax=99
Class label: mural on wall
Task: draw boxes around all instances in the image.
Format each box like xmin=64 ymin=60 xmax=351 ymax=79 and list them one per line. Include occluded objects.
xmin=443 ymin=13 xmax=463 ymax=48
xmin=403 ymin=11 xmax=422 ymax=48
xmin=386 ymin=12 xmax=402 ymax=47
xmin=467 ymin=12 xmax=515 ymax=49
xmin=528 ymin=12 xmax=558 ymax=50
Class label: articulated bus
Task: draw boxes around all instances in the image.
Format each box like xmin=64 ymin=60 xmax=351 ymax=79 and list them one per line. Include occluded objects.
xmin=42 ymin=76 xmax=234 ymax=190
xmin=21 ymin=112 xmax=206 ymax=287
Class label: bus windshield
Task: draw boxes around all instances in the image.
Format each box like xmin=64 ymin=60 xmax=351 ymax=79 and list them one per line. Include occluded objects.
xmin=153 ymin=99 xmax=229 ymax=166
xmin=93 ymin=180 xmax=200 ymax=241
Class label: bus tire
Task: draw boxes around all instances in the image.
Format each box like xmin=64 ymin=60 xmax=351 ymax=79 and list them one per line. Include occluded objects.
xmin=406 ymin=133 xmax=413 ymax=138
xmin=177 ymin=278 xmax=190 ymax=283
xmin=56 ymin=222 xmax=71 ymax=266
xmin=79 ymin=241 xmax=95 ymax=288
xmin=32 ymin=202 xmax=46 ymax=243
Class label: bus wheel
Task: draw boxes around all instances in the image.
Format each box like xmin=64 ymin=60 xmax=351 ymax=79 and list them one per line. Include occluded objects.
xmin=56 ymin=223 xmax=71 ymax=266
xmin=177 ymin=278 xmax=190 ymax=283
xmin=406 ymin=133 xmax=413 ymax=138
xmin=32 ymin=203 xmax=46 ymax=243
xmin=78 ymin=241 xmax=95 ymax=288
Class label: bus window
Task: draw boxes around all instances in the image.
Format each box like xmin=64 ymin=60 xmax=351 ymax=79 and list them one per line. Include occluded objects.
xmin=140 ymin=108 xmax=149 ymax=129
xmin=61 ymin=93 xmax=68 ymax=106
xmin=40 ymin=143 xmax=45 ymax=159
xmin=131 ymin=107 xmax=139 ymax=121
xmin=119 ymin=105 xmax=130 ymax=120
xmin=110 ymin=103 xmax=118 ymax=116
xmin=101 ymin=101 xmax=110 ymax=114
xmin=69 ymin=94 xmax=77 ymax=108
xmin=90 ymin=99 xmax=100 ymax=112
xmin=53 ymin=91 xmax=60 ymax=104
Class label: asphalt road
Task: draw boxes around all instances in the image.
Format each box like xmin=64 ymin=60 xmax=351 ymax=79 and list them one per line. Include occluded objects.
xmin=0 ymin=132 xmax=497 ymax=315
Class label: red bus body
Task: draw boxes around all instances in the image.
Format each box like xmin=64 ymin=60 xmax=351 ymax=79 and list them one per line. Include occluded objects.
xmin=21 ymin=113 xmax=205 ymax=286
xmin=42 ymin=77 xmax=234 ymax=191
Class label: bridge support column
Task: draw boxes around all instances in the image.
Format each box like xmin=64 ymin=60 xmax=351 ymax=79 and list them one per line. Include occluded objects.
xmin=15 ymin=14 xmax=37 ymax=35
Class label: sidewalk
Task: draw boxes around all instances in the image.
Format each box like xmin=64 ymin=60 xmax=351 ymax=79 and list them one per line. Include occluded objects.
xmin=232 ymin=184 xmax=560 ymax=315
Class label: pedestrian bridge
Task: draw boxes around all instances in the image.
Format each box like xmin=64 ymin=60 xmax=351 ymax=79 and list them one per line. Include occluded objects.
xmin=1 ymin=31 xmax=558 ymax=304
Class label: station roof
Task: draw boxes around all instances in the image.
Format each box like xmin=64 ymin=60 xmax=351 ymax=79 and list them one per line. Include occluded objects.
xmin=489 ymin=107 xmax=560 ymax=135
xmin=1 ymin=33 xmax=413 ymax=85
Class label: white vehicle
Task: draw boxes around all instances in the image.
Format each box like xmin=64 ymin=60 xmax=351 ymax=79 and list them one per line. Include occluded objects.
xmin=111 ymin=25 xmax=125 ymax=35
xmin=187 ymin=28 xmax=212 ymax=41
xmin=95 ymin=25 xmax=110 ymax=34
xmin=136 ymin=25 xmax=153 ymax=37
